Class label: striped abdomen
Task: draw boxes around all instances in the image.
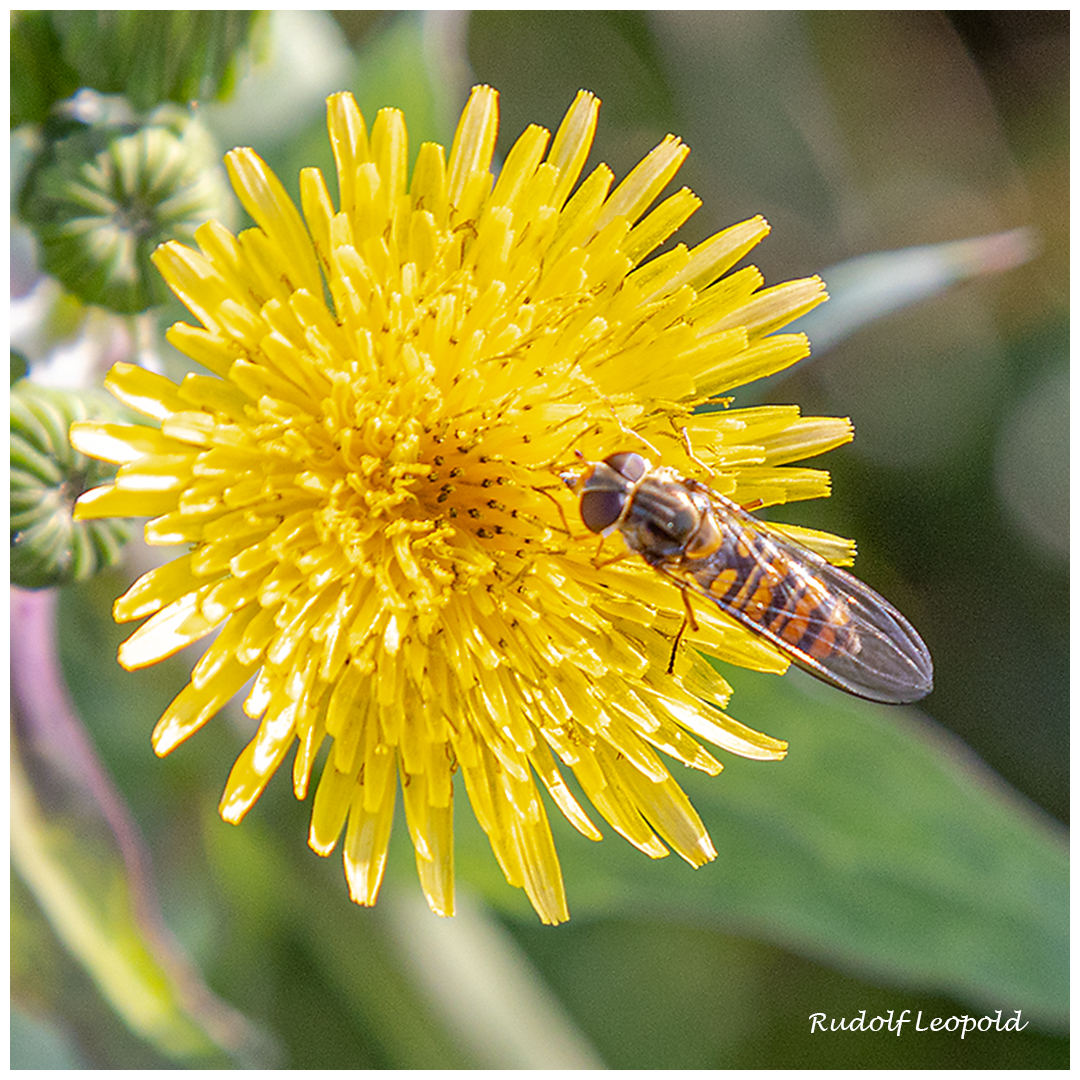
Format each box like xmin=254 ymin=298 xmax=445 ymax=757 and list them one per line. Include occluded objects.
xmin=689 ymin=521 xmax=860 ymax=665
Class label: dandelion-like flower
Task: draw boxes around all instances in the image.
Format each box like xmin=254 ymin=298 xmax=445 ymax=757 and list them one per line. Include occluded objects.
xmin=72 ymin=86 xmax=854 ymax=924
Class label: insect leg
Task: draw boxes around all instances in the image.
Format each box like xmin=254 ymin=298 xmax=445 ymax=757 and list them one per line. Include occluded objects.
xmin=667 ymin=585 xmax=700 ymax=674
xmin=591 ymin=541 xmax=636 ymax=570
xmin=598 ymin=395 xmax=663 ymax=459
xmin=531 ymin=482 xmax=576 ymax=536
xmin=678 ymin=425 xmax=716 ymax=478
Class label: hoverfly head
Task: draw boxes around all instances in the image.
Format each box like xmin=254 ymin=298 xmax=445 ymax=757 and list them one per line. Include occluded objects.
xmin=576 ymin=452 xmax=650 ymax=534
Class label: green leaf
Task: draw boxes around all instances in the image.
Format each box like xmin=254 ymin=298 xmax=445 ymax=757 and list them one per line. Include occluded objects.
xmin=202 ymin=810 xmax=477 ymax=1068
xmin=794 ymin=229 xmax=1039 ymax=355
xmin=11 ymin=589 xmax=273 ymax=1066
xmin=11 ymin=749 xmax=229 ymax=1063
xmin=471 ymin=668 xmax=1068 ymax=1030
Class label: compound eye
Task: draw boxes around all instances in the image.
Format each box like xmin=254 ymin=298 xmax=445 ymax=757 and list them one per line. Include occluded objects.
xmin=580 ymin=489 xmax=625 ymax=533
xmin=604 ymin=452 xmax=648 ymax=482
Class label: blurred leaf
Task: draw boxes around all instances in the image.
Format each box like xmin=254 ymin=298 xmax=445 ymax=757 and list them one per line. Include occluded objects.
xmin=202 ymin=808 xmax=476 ymax=1068
xmin=695 ymin=668 xmax=1066 ymax=1027
xmin=11 ymin=349 xmax=30 ymax=384
xmin=993 ymin=360 xmax=1068 ymax=561
xmin=793 ymin=229 xmax=1039 ymax=355
xmin=11 ymin=746 xmax=229 ymax=1062
xmin=510 ymin=911 xmax=1069 ymax=1069
xmin=11 ymin=1004 xmax=83 ymax=1070
xmin=468 ymin=668 xmax=1067 ymax=1030
xmin=381 ymin=890 xmax=605 ymax=1068
xmin=11 ymin=588 xmax=274 ymax=1067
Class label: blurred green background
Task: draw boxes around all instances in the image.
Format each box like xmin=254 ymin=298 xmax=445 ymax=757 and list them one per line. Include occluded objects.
xmin=11 ymin=11 xmax=1068 ymax=1069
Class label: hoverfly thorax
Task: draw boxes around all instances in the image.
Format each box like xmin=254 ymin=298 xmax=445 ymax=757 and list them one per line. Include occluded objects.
xmin=619 ymin=473 xmax=705 ymax=562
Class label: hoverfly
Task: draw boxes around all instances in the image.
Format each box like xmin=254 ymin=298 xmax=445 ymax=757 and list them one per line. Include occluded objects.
xmin=564 ymin=451 xmax=933 ymax=704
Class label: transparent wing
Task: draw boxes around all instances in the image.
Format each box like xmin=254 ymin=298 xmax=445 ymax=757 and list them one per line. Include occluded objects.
xmin=664 ymin=493 xmax=933 ymax=704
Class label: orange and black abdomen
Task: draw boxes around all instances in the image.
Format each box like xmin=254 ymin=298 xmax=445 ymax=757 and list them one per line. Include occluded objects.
xmin=689 ymin=520 xmax=859 ymax=665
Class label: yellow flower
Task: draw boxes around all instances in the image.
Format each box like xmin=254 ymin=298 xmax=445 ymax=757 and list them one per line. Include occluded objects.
xmin=71 ymin=86 xmax=852 ymax=925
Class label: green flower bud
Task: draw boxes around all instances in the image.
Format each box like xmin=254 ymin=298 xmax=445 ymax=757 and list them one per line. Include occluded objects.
xmin=12 ymin=11 xmax=266 ymax=119
xmin=10 ymin=11 xmax=80 ymax=128
xmin=19 ymin=107 xmax=233 ymax=314
xmin=11 ymin=381 xmax=133 ymax=589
